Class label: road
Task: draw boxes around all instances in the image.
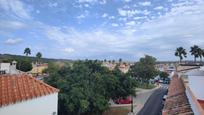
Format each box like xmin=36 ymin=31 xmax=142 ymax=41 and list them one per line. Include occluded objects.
xmin=137 ymin=87 xmax=168 ymax=115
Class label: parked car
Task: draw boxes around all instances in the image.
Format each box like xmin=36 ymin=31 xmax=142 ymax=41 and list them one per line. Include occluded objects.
xmin=114 ymin=96 xmax=133 ymax=104
xmin=159 ymin=79 xmax=164 ymax=83
xmin=163 ymin=78 xmax=170 ymax=84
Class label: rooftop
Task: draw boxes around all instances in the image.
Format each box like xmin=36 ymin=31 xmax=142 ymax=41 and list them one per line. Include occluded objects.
xmin=0 ymin=74 xmax=59 ymax=107
xmin=163 ymin=74 xmax=193 ymax=115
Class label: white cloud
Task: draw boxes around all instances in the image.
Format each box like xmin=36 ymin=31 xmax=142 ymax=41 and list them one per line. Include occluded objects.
xmin=0 ymin=20 xmax=27 ymax=30
xmin=84 ymin=4 xmax=89 ymax=7
xmin=4 ymin=38 xmax=22 ymax=45
xmin=0 ymin=0 xmax=31 ymax=19
xmin=78 ymin=0 xmax=97 ymax=3
xmin=44 ymin=26 xmax=139 ymax=58
xmin=76 ymin=14 xmax=86 ymax=19
xmin=139 ymin=1 xmax=151 ymax=6
xmin=38 ymin=0 xmax=204 ymax=60
xmin=126 ymin=21 xmax=135 ymax=26
xmin=108 ymin=16 xmax=115 ymax=19
xmin=142 ymin=10 xmax=150 ymax=15
xmin=99 ymin=0 xmax=106 ymax=4
xmin=134 ymin=17 xmax=144 ymax=20
xmin=118 ymin=9 xmax=150 ymax=17
xmin=118 ymin=9 xmax=127 ymax=16
xmin=76 ymin=10 xmax=89 ymax=19
xmin=154 ymin=6 xmax=164 ymax=10
xmin=124 ymin=0 xmax=131 ymax=2
xmin=48 ymin=2 xmax=58 ymax=7
xmin=118 ymin=9 xmax=140 ymax=17
xmin=112 ymin=23 xmax=119 ymax=27
xmin=64 ymin=48 xmax=75 ymax=53
xmin=102 ymin=13 xmax=108 ymax=18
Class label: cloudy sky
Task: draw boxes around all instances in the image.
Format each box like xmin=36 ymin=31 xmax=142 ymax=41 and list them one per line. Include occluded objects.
xmin=0 ymin=0 xmax=204 ymax=61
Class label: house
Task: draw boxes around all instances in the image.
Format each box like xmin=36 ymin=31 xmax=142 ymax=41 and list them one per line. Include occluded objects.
xmin=155 ymin=63 xmax=176 ymax=74
xmin=31 ymin=63 xmax=48 ymax=75
xmin=102 ymin=62 xmax=130 ymax=73
xmin=0 ymin=61 xmax=22 ymax=74
xmin=0 ymin=74 xmax=59 ymax=115
xmin=185 ymin=69 xmax=204 ymax=114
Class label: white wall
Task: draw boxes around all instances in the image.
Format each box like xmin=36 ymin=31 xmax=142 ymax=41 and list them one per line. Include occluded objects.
xmin=0 ymin=93 xmax=58 ymax=115
xmin=0 ymin=63 xmax=10 ymax=73
xmin=186 ymin=89 xmax=199 ymax=115
xmin=188 ymin=75 xmax=204 ymax=100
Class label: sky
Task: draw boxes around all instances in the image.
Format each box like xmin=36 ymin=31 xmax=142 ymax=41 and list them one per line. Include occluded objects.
xmin=0 ymin=0 xmax=204 ymax=61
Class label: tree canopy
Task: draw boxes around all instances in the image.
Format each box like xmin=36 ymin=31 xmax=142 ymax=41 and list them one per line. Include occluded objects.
xmin=36 ymin=52 xmax=42 ymax=63
xmin=16 ymin=58 xmax=32 ymax=72
xmin=45 ymin=60 xmax=136 ymax=115
xmin=24 ymin=48 xmax=31 ymax=56
xmin=128 ymin=55 xmax=158 ymax=82
xmin=175 ymin=47 xmax=187 ymax=63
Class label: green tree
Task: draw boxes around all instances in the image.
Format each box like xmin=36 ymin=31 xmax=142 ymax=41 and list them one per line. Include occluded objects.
xmin=197 ymin=48 xmax=203 ymax=62
xmin=24 ymin=48 xmax=31 ymax=56
xmin=16 ymin=59 xmax=32 ymax=72
xmin=104 ymin=59 xmax=107 ymax=62
xmin=129 ymin=55 xmax=158 ymax=83
xmin=36 ymin=52 xmax=42 ymax=63
xmin=119 ymin=58 xmax=122 ymax=64
xmin=190 ymin=45 xmax=200 ymax=62
xmin=202 ymin=49 xmax=204 ymax=62
xmin=175 ymin=47 xmax=187 ymax=63
xmin=45 ymin=61 xmax=136 ymax=115
xmin=159 ymin=71 xmax=169 ymax=80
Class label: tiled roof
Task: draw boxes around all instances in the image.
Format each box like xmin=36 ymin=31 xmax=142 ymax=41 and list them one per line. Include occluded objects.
xmin=163 ymin=74 xmax=193 ymax=115
xmin=0 ymin=74 xmax=59 ymax=107
xmin=198 ymin=100 xmax=204 ymax=110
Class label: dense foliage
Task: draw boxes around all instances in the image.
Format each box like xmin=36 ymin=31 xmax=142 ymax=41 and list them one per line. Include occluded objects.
xmin=128 ymin=55 xmax=158 ymax=82
xmin=45 ymin=61 xmax=136 ymax=115
xmin=16 ymin=58 xmax=32 ymax=72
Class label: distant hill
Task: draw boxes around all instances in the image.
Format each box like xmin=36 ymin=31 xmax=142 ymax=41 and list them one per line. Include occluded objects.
xmin=0 ymin=53 xmax=73 ymax=63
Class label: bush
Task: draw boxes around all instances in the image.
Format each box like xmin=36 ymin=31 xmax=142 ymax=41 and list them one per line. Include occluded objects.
xmin=16 ymin=59 xmax=32 ymax=72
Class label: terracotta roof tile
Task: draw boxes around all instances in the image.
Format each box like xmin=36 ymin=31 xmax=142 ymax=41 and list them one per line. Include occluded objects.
xmin=198 ymin=100 xmax=204 ymax=110
xmin=163 ymin=74 xmax=193 ymax=115
xmin=0 ymin=74 xmax=59 ymax=107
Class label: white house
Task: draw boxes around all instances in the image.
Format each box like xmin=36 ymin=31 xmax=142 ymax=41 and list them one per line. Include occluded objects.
xmin=185 ymin=69 xmax=204 ymax=114
xmin=0 ymin=61 xmax=20 ymax=74
xmin=0 ymin=74 xmax=59 ymax=115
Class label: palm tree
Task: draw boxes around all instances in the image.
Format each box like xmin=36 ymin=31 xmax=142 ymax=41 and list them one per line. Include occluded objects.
xmin=175 ymin=47 xmax=187 ymax=63
xmin=198 ymin=48 xmax=203 ymax=62
xmin=104 ymin=59 xmax=107 ymax=62
xmin=119 ymin=58 xmax=122 ymax=64
xmin=202 ymin=49 xmax=204 ymax=62
xmin=24 ymin=48 xmax=31 ymax=56
xmin=36 ymin=52 xmax=42 ymax=75
xmin=190 ymin=45 xmax=199 ymax=62
xmin=36 ymin=52 xmax=42 ymax=64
